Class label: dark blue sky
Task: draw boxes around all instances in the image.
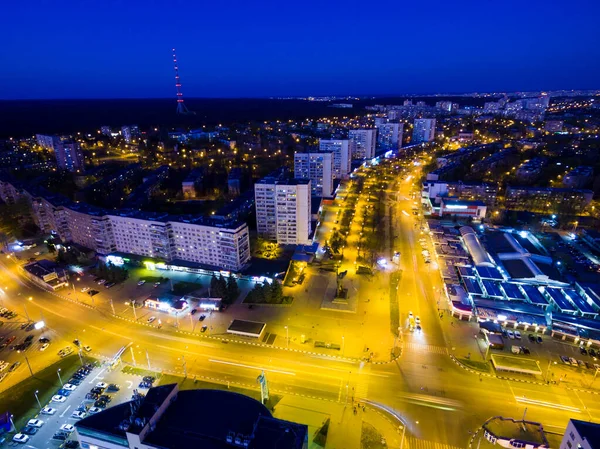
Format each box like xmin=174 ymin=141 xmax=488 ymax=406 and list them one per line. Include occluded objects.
xmin=2 ymin=0 xmax=599 ymax=99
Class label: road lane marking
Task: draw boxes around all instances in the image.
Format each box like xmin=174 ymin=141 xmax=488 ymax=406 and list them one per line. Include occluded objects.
xmin=516 ymin=396 xmax=581 ymax=413
xmin=60 ymin=405 xmax=71 ymax=417
xmin=208 ymin=359 xmax=296 ymax=376
xmin=126 ymin=380 xmax=133 ymax=389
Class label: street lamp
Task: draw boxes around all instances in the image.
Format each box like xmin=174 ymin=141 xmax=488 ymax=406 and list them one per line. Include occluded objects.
xmin=34 ymin=390 xmax=42 ymax=410
xmin=57 ymin=368 xmax=63 ymax=386
xmin=284 ymin=326 xmax=289 ymax=348
xmin=342 ymin=336 xmax=345 ymax=355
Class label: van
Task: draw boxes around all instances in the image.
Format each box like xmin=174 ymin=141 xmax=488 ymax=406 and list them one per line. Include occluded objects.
xmin=511 ymin=345 xmax=521 ymax=354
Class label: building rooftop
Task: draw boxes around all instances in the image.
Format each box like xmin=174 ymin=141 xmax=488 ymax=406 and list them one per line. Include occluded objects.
xmin=570 ymin=419 xmax=600 ymax=448
xmin=76 ymin=386 xmax=307 ymax=449
xmin=483 ymin=417 xmax=548 ymax=447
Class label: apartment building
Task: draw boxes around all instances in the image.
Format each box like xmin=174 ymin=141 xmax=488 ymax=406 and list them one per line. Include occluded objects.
xmin=0 ymin=180 xmax=250 ymax=271
xmin=294 ymin=152 xmax=333 ymax=197
xmin=318 ymin=139 xmax=351 ymax=179
xmin=375 ymin=122 xmax=403 ymax=150
xmin=412 ymin=118 xmax=436 ymax=143
xmin=255 ymin=174 xmax=311 ymax=245
xmin=504 ymin=186 xmax=593 ymax=214
xmin=348 ymin=129 xmax=377 ymax=160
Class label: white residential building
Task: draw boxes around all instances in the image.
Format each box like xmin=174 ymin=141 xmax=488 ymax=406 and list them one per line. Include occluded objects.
xmin=36 ymin=134 xmax=60 ymax=150
xmin=349 ymin=129 xmax=377 ymax=159
xmin=294 ymin=152 xmax=333 ymax=197
xmin=560 ymin=419 xmax=600 ymax=449
xmin=255 ymin=176 xmax=312 ymax=245
xmin=375 ymin=123 xmax=403 ymax=150
xmin=55 ymin=140 xmax=85 ymax=172
xmin=319 ymin=139 xmax=351 ymax=179
xmin=0 ymin=180 xmax=250 ymax=271
xmin=412 ymin=118 xmax=436 ymax=143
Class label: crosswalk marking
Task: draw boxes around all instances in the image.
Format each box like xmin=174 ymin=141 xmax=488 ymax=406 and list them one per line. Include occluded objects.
xmin=354 ymin=363 xmax=370 ymax=400
xmin=404 ymin=342 xmax=448 ymax=355
xmin=405 ymin=436 xmax=463 ymax=449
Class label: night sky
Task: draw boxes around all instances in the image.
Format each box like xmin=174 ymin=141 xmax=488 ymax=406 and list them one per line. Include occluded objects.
xmin=2 ymin=0 xmax=599 ymax=99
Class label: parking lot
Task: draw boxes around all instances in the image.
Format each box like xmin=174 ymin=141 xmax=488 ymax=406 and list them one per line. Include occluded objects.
xmin=3 ymin=360 xmax=156 ymax=447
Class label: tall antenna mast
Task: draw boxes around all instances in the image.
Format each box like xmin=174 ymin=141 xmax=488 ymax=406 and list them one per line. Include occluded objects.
xmin=172 ymin=48 xmax=195 ymax=115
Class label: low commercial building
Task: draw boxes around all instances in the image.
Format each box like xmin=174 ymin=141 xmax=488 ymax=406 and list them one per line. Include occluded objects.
xmin=560 ymin=419 xmax=600 ymax=449
xmin=422 ymin=180 xmax=498 ymax=208
xmin=22 ymin=260 xmax=69 ymax=290
xmin=482 ymin=416 xmax=549 ymax=448
xmin=144 ymin=295 xmax=189 ymax=315
xmin=437 ymin=198 xmax=487 ymax=220
xmin=75 ymin=384 xmax=308 ymax=449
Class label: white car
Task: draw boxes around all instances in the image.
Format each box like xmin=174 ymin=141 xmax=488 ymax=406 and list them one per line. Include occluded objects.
xmin=137 ymin=280 xmax=146 ymax=286
xmin=71 ymin=410 xmax=87 ymax=419
xmin=40 ymin=343 xmax=50 ymax=351
xmin=27 ymin=418 xmax=44 ymax=427
xmin=51 ymin=395 xmax=67 ymax=403
xmin=147 ymin=316 xmax=156 ymax=323
xmin=95 ymin=382 xmax=108 ymax=389
xmin=514 ymin=331 xmax=522 ymax=339
xmin=507 ymin=330 xmax=515 ymax=339
xmin=81 ymin=287 xmax=90 ymax=293
xmin=12 ymin=434 xmax=29 ymax=444
xmin=63 ymin=383 xmax=77 ymax=391
xmin=88 ymin=406 xmax=102 ymax=415
xmin=83 ymin=345 xmax=92 ymax=352
xmin=97 ymin=279 xmax=106 ymax=285
xmin=41 ymin=406 xmax=56 ymax=415
xmin=60 ymin=424 xmax=75 ymax=433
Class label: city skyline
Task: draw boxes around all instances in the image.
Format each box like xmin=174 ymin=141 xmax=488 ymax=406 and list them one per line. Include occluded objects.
xmin=2 ymin=0 xmax=600 ymax=99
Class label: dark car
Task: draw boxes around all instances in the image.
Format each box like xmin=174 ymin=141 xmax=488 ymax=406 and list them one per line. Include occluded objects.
xmin=190 ymin=308 xmax=197 ymax=315
xmin=99 ymin=394 xmax=112 ymax=403
xmin=20 ymin=322 xmax=30 ymax=330
xmin=8 ymin=361 xmax=21 ymax=372
xmin=201 ymin=325 xmax=207 ymax=333
xmin=73 ymin=339 xmax=81 ymax=347
xmin=590 ymin=348 xmax=598 ymax=357
xmin=21 ymin=425 xmax=38 ymax=435
xmin=580 ymin=347 xmax=588 ymax=355
xmin=69 ymin=378 xmax=82 ymax=386
xmin=90 ymin=387 xmax=104 ymax=395
xmin=25 ymin=335 xmax=34 ymax=342
xmin=52 ymin=432 xmax=68 ymax=441
xmin=528 ymin=334 xmax=536 ymax=342
xmin=106 ymin=384 xmax=120 ymax=392
xmin=521 ymin=347 xmax=531 ymax=355
xmin=25 ymin=323 xmax=36 ymax=332
xmin=536 ymin=336 xmax=543 ymax=344
xmin=64 ymin=441 xmax=80 ymax=449
xmin=142 ymin=376 xmax=155 ymax=383
xmin=138 ymin=381 xmax=152 ymax=389
xmin=199 ymin=315 xmax=206 ymax=321
xmin=58 ymin=388 xmax=71 ymax=396
xmin=94 ymin=399 xmax=108 ymax=408
xmin=39 ymin=337 xmax=51 ymax=343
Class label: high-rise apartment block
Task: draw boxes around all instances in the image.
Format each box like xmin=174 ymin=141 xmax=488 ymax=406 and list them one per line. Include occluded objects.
xmin=412 ymin=118 xmax=436 ymax=143
xmin=349 ymin=129 xmax=377 ymax=160
xmin=318 ymin=139 xmax=351 ymax=179
xmin=255 ymin=174 xmax=311 ymax=245
xmin=54 ymin=140 xmax=85 ymax=172
xmin=294 ymin=152 xmax=333 ymax=197
xmin=36 ymin=134 xmax=60 ymax=150
xmin=375 ymin=123 xmax=403 ymax=150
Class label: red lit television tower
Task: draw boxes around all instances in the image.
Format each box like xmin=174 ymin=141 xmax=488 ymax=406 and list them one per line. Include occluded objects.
xmin=172 ymin=48 xmax=195 ymax=115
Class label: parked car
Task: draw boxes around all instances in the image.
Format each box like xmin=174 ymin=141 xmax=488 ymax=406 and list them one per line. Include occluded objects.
xmin=514 ymin=331 xmax=521 ymax=339
xmin=41 ymin=406 xmax=57 ymax=415
xmin=20 ymin=426 xmax=38 ymax=435
xmin=506 ymin=330 xmax=515 ymax=339
xmin=580 ymin=346 xmax=588 ymax=355
xmin=63 ymin=383 xmax=77 ymax=391
xmin=137 ymin=280 xmax=146 ymax=286
xmin=63 ymin=440 xmax=81 ymax=448
xmin=27 ymin=419 xmax=44 ymax=428
xmin=60 ymin=424 xmax=75 ymax=433
xmin=88 ymin=406 xmax=102 ymax=415
xmin=521 ymin=347 xmax=530 ymax=355
xmin=68 ymin=378 xmax=82 ymax=386
xmin=85 ymin=393 xmax=99 ymax=401
xmin=142 ymin=376 xmax=155 ymax=383
xmin=52 ymin=395 xmax=67 ymax=403
xmin=71 ymin=410 xmax=87 ymax=419
xmin=12 ymin=433 xmax=30 ymax=444
xmin=96 ymin=382 xmax=108 ymax=389
xmin=147 ymin=316 xmax=156 ymax=323
xmin=199 ymin=315 xmax=206 ymax=321
xmin=106 ymin=383 xmax=120 ymax=392
xmin=57 ymin=389 xmax=71 ymax=397
xmin=105 ymin=282 xmax=116 ymax=288
xmin=589 ymin=348 xmax=597 ymax=357
xmin=83 ymin=345 xmax=92 ymax=352
xmin=528 ymin=334 xmax=536 ymax=342
xmin=40 ymin=343 xmax=50 ymax=351
xmin=52 ymin=432 xmax=68 ymax=441
xmin=536 ymin=336 xmax=543 ymax=344
xmin=560 ymin=356 xmax=571 ymax=365
xmin=8 ymin=361 xmax=21 ymax=372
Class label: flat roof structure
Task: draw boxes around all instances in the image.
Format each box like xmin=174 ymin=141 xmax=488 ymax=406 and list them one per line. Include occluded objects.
xmin=501 ymin=283 xmax=526 ymax=301
xmin=464 ymin=278 xmax=483 ymax=296
xmin=483 ymin=416 xmax=548 ymax=448
xmin=482 ymin=280 xmax=504 ymax=298
xmin=521 ymin=285 xmax=548 ymax=306
xmin=227 ymin=319 xmax=266 ymax=338
xmin=563 ymin=290 xmax=597 ymax=316
xmin=490 ymin=354 xmax=542 ymax=375
xmin=457 ymin=266 xmax=476 ymax=278
xmin=545 ymin=288 xmax=577 ymax=313
xmin=475 ymin=266 xmax=504 ymax=281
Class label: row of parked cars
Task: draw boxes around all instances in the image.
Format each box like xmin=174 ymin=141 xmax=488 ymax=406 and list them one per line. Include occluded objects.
xmin=0 ymin=307 xmax=17 ymax=319
xmin=560 ymin=355 xmax=600 ymax=371
xmin=12 ymin=363 xmax=98 ymax=445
